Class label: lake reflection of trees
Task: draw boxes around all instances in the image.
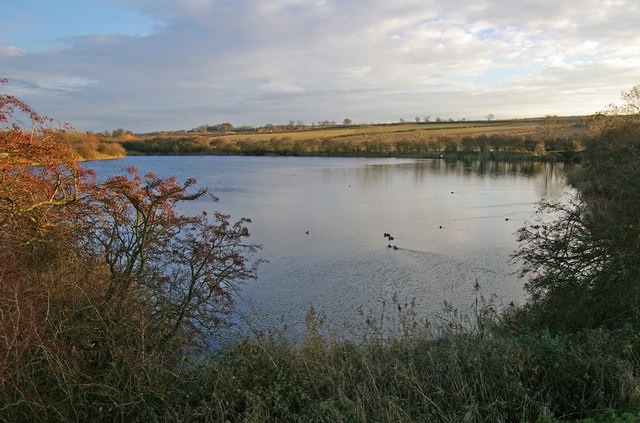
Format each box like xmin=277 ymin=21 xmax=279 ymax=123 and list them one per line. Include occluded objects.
xmin=443 ymin=159 xmax=555 ymax=177
xmin=355 ymin=159 xmax=570 ymax=198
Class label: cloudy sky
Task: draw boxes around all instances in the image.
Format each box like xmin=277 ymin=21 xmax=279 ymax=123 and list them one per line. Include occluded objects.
xmin=1 ymin=0 xmax=638 ymax=132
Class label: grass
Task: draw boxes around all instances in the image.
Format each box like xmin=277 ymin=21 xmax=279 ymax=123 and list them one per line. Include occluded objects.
xmin=3 ymin=299 xmax=640 ymax=422
xmin=213 ymin=120 xmax=539 ymax=143
xmin=168 ymin=306 xmax=640 ymax=423
xmin=155 ymin=326 xmax=640 ymax=422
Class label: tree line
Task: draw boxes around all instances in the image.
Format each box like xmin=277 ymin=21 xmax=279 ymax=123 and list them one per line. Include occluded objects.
xmin=120 ymin=123 xmax=581 ymax=161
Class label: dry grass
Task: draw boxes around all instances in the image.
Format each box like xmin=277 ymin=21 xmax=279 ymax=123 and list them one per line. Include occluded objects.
xmin=3 ymin=295 xmax=640 ymax=422
xmin=215 ymin=121 xmax=538 ymax=143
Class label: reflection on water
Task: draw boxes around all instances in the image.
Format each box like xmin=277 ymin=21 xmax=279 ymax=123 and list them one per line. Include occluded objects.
xmin=341 ymin=159 xmax=567 ymax=200
xmin=85 ymin=156 xmax=571 ymax=340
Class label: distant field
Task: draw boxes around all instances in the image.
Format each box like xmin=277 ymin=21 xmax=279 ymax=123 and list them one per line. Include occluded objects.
xmin=122 ymin=117 xmax=581 ymax=159
xmin=212 ymin=120 xmax=540 ymax=142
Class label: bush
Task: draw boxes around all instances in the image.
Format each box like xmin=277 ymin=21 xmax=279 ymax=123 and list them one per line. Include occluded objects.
xmin=1 ymin=83 xmax=262 ymax=421
xmin=513 ymin=119 xmax=640 ymax=332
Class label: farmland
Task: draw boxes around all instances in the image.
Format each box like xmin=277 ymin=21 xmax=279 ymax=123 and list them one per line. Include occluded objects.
xmin=117 ymin=117 xmax=582 ymax=160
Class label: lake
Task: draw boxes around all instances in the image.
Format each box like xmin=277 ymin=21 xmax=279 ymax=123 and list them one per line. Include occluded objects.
xmin=86 ymin=156 xmax=571 ymax=340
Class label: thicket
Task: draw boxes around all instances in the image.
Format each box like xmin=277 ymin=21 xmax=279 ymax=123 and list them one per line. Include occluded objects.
xmin=0 ymin=81 xmax=261 ymax=421
xmin=511 ymin=114 xmax=640 ymax=333
xmin=67 ymin=131 xmax=126 ymax=160
xmin=2 ymin=80 xmax=640 ymax=422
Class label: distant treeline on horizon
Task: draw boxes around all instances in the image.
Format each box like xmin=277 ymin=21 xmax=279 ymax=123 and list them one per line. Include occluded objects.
xmin=109 ymin=117 xmax=585 ymax=161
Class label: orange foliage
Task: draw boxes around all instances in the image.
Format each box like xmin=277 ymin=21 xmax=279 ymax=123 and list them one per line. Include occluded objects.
xmin=1 ymin=80 xmax=87 ymax=227
xmin=68 ymin=131 xmax=126 ymax=160
xmin=0 ymin=81 xmax=259 ymax=393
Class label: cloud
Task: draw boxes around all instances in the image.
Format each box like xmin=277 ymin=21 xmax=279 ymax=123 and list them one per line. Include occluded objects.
xmin=0 ymin=46 xmax=26 ymax=57
xmin=1 ymin=0 xmax=639 ymax=131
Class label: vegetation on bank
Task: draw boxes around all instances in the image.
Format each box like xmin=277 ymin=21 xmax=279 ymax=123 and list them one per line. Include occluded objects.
xmin=110 ymin=117 xmax=583 ymax=161
xmin=2 ymin=79 xmax=640 ymax=422
xmin=66 ymin=131 xmax=126 ymax=161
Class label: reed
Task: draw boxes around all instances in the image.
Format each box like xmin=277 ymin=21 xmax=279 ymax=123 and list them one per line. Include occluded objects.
xmin=2 ymin=295 xmax=639 ymax=422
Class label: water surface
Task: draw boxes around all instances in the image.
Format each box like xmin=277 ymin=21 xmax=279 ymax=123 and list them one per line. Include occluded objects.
xmin=87 ymin=156 xmax=570 ymax=339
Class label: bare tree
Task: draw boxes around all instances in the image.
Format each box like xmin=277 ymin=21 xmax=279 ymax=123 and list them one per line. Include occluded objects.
xmin=537 ymin=115 xmax=573 ymax=142
xmin=620 ymin=84 xmax=640 ymax=114
xmin=87 ymin=168 xmax=261 ymax=347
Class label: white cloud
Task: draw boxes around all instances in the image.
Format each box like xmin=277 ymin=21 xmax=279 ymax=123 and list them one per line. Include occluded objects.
xmin=38 ymin=77 xmax=98 ymax=91
xmin=0 ymin=46 xmax=26 ymax=57
xmin=0 ymin=0 xmax=638 ymax=131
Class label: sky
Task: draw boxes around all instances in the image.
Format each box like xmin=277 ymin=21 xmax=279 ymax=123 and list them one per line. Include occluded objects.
xmin=1 ymin=0 xmax=638 ymax=133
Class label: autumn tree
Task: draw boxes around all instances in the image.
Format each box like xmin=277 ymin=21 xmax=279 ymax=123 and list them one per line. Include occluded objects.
xmin=86 ymin=168 xmax=260 ymax=349
xmin=0 ymin=82 xmax=261 ymax=418
xmin=537 ymin=115 xmax=572 ymax=142
xmin=618 ymin=83 xmax=640 ymax=114
xmin=584 ymin=84 xmax=640 ymax=137
xmin=0 ymin=78 xmax=95 ymax=383
xmin=0 ymin=79 xmax=84 ymax=228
